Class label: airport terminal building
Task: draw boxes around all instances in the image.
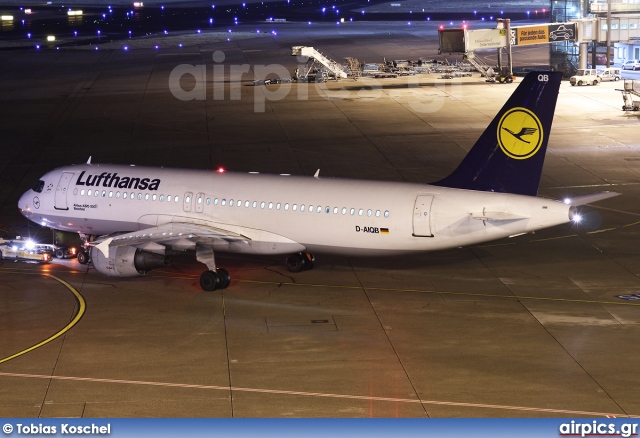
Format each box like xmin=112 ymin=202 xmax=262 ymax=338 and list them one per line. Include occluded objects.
xmin=553 ymin=0 xmax=640 ymax=71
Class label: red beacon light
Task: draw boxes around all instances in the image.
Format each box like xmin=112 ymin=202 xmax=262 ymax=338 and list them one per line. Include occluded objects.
xmin=216 ymin=167 xmax=226 ymax=173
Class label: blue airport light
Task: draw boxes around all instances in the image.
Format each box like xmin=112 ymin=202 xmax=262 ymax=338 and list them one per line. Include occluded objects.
xmin=95 ymin=47 xmax=99 ymax=50
xmin=178 ymin=43 xmax=182 ymax=47
xmin=211 ymin=4 xmax=215 ymax=8
xmin=27 ymin=32 xmax=31 ymax=38
xmin=308 ymin=21 xmax=311 ymax=24
xmin=35 ymin=44 xmax=40 ymax=49
xmin=123 ymin=46 xmax=128 ymax=51
xmin=154 ymin=45 xmax=159 ymax=49
xmin=74 ymin=30 xmax=77 ymax=36
xmin=161 ymin=5 xmax=164 ymax=9
xmin=197 ymin=29 xmax=201 ymax=33
xmin=97 ymin=30 xmax=101 ymax=35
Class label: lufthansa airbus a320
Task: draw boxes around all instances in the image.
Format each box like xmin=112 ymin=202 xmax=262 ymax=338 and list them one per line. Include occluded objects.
xmin=18 ymin=72 xmax=617 ymax=291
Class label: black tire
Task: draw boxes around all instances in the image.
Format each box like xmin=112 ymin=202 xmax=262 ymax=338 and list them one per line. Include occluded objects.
xmin=200 ymin=270 xmax=219 ymax=291
xmin=615 ymin=76 xmax=620 ymax=81
xmin=303 ymin=253 xmax=315 ymax=271
xmin=578 ymin=81 xmax=583 ymax=86
xmin=286 ymin=254 xmax=306 ymax=273
xmin=216 ymin=268 xmax=231 ymax=289
xmin=77 ymin=250 xmax=89 ymax=265
xmin=0 ymin=250 xmax=3 ymax=260
xmin=55 ymin=248 xmax=65 ymax=259
xmin=593 ymin=80 xmax=598 ymax=85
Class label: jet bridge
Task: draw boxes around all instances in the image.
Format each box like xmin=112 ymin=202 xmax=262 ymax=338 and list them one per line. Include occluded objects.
xmin=291 ymin=46 xmax=348 ymax=80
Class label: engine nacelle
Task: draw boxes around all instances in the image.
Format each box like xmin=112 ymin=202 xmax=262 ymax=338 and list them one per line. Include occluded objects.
xmin=90 ymin=245 xmax=166 ymax=277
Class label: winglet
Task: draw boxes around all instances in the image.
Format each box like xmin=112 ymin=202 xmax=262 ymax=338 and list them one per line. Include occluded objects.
xmin=314 ymin=169 xmax=320 ymax=179
xmin=86 ymin=156 xmax=92 ymax=164
xmin=93 ymin=237 xmax=113 ymax=258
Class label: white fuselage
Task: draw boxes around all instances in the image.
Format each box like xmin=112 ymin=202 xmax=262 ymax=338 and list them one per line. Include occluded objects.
xmin=19 ymin=164 xmax=573 ymax=256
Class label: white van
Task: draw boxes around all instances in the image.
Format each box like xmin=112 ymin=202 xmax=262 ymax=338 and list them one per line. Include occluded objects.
xmin=597 ymin=67 xmax=622 ymax=81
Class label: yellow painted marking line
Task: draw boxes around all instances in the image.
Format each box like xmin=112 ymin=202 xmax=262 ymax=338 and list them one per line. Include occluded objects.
xmin=587 ymin=227 xmax=618 ymax=235
xmin=0 ymin=371 xmax=636 ymax=418
xmin=145 ymin=272 xmax=640 ymax=307
xmin=0 ymin=274 xmax=86 ymax=364
xmin=530 ymin=234 xmax=578 ymax=242
xmin=622 ymin=220 xmax=640 ymax=228
xmin=233 ymin=279 xmax=640 ymax=307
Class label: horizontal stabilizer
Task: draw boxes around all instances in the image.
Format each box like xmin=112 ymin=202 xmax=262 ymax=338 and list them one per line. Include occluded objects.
xmin=470 ymin=211 xmax=530 ymax=221
xmin=563 ymin=192 xmax=620 ymax=206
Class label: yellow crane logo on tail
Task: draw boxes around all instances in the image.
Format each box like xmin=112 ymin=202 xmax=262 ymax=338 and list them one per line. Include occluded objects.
xmin=497 ymin=107 xmax=543 ymax=160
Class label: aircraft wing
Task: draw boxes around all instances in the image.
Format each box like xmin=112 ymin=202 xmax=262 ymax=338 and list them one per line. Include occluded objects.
xmin=563 ymin=192 xmax=620 ymax=206
xmin=91 ymin=222 xmax=252 ymax=257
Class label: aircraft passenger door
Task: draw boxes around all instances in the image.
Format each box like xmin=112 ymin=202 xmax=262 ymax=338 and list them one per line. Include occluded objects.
xmin=183 ymin=192 xmax=193 ymax=212
xmin=195 ymin=192 xmax=205 ymax=213
xmin=412 ymin=195 xmax=434 ymax=237
xmin=54 ymin=172 xmax=74 ymax=210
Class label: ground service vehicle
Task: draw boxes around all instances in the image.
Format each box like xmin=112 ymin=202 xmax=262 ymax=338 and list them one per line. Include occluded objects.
xmin=597 ymin=68 xmax=621 ymax=81
xmin=0 ymin=239 xmax=51 ymax=262
xmin=570 ymin=69 xmax=601 ymax=86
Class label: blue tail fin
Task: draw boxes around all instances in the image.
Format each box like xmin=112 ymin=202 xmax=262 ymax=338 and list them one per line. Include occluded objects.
xmin=432 ymin=71 xmax=562 ymax=196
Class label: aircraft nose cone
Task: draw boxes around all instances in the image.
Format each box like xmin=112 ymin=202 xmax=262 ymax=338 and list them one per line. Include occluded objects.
xmin=18 ymin=192 xmax=32 ymax=216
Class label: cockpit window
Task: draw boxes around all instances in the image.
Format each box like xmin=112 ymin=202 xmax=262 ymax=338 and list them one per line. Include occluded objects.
xmin=32 ymin=180 xmax=45 ymax=193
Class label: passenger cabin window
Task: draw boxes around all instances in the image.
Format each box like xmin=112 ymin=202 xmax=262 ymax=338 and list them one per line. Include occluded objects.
xmin=32 ymin=180 xmax=45 ymax=193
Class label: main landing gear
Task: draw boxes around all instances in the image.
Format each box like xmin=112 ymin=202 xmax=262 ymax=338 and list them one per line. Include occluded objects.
xmin=197 ymin=247 xmax=317 ymax=291
xmin=200 ymin=268 xmax=231 ymax=291
xmin=285 ymin=252 xmax=315 ymax=272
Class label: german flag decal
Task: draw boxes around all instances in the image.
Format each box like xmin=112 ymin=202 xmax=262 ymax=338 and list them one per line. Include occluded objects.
xmin=380 ymin=228 xmax=389 ymax=234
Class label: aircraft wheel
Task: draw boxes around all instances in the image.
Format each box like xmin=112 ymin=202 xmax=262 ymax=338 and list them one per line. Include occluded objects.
xmin=77 ymin=250 xmax=89 ymax=265
xmin=216 ymin=268 xmax=231 ymax=289
xmin=200 ymin=270 xmax=220 ymax=291
xmin=286 ymin=253 xmax=306 ymax=273
xmin=303 ymin=253 xmax=315 ymax=270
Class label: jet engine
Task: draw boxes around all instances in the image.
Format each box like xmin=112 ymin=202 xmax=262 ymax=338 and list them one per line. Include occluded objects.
xmin=90 ymin=245 xmax=166 ymax=277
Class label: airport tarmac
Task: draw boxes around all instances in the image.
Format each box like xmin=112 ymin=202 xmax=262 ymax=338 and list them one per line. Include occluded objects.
xmin=1 ymin=20 xmax=640 ymax=418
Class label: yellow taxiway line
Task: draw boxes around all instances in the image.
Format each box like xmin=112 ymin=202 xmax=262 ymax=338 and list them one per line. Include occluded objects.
xmin=0 ymin=274 xmax=86 ymax=364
